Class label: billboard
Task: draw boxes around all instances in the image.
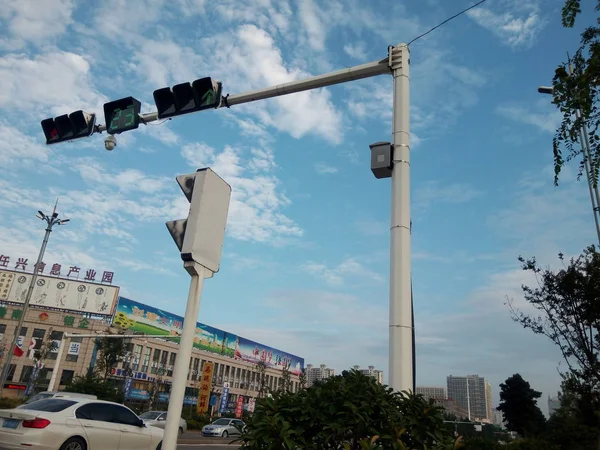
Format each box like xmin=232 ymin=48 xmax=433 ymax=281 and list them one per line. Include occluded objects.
xmin=113 ymin=297 xmax=304 ymax=375
xmin=0 ymin=269 xmax=119 ymax=317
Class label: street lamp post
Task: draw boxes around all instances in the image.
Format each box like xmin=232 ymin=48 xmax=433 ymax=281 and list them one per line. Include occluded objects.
xmin=0 ymin=202 xmax=69 ymax=396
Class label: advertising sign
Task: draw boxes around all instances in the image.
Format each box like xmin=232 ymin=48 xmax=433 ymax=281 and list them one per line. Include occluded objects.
xmin=197 ymin=361 xmax=214 ymax=414
xmin=114 ymin=297 xmax=304 ymax=375
xmin=124 ymin=378 xmax=133 ymax=399
xmin=219 ymin=382 xmax=230 ymax=414
xmin=247 ymin=398 xmax=256 ymax=413
xmin=235 ymin=395 xmax=244 ymax=418
xmin=0 ymin=269 xmax=118 ymax=317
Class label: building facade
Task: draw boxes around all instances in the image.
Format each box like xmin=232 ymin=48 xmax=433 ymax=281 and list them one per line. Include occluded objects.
xmin=0 ymin=303 xmax=302 ymax=414
xmin=352 ymin=365 xmax=384 ymax=384
xmin=416 ymin=386 xmax=447 ymax=401
xmin=446 ymin=375 xmax=492 ymax=422
xmin=432 ymin=398 xmax=469 ymax=419
xmin=305 ymin=364 xmax=335 ymax=387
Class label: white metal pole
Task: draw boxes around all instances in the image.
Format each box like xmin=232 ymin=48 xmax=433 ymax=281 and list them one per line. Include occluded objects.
xmin=389 ymin=44 xmax=413 ymax=393
xmin=47 ymin=334 xmax=68 ymax=392
xmin=466 ymin=377 xmax=471 ymax=421
xmin=162 ymin=261 xmax=210 ymax=450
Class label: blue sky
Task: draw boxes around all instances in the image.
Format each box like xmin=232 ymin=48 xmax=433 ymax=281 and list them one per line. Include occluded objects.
xmin=0 ymin=0 xmax=596 ymax=413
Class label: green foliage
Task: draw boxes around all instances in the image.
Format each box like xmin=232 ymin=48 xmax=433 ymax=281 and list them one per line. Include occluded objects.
xmin=0 ymin=397 xmax=25 ymax=409
xmin=509 ymin=248 xmax=600 ymax=406
xmin=496 ymin=374 xmax=546 ymax=437
xmin=66 ymin=371 xmax=123 ymax=403
xmin=94 ymin=328 xmax=127 ymax=380
xmin=239 ymin=369 xmax=458 ymax=450
xmin=550 ymin=0 xmax=600 ymax=185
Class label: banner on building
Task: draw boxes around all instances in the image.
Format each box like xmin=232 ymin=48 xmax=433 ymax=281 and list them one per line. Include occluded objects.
xmin=219 ymin=382 xmax=230 ymax=414
xmin=235 ymin=395 xmax=244 ymax=418
xmin=0 ymin=269 xmax=118 ymax=317
xmin=197 ymin=361 xmax=214 ymax=414
xmin=114 ymin=297 xmax=304 ymax=375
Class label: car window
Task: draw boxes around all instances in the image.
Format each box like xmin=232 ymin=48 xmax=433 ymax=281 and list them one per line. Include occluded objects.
xmin=24 ymin=393 xmax=53 ymax=404
xmin=113 ymin=405 xmax=141 ymax=426
xmin=17 ymin=399 xmax=77 ymax=412
xmin=139 ymin=411 xmax=161 ymax=420
xmin=158 ymin=413 xmax=167 ymax=420
xmin=75 ymin=403 xmax=115 ymax=422
xmin=213 ymin=418 xmax=231 ymax=425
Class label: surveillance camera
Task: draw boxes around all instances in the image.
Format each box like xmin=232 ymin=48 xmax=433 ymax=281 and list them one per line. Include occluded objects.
xmin=105 ymin=134 xmax=117 ymax=151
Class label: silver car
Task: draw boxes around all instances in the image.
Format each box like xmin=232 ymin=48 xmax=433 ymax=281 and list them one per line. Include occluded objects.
xmin=201 ymin=418 xmax=246 ymax=438
xmin=139 ymin=411 xmax=188 ymax=436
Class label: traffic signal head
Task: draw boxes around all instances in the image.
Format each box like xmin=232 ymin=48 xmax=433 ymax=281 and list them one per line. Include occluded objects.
xmin=41 ymin=111 xmax=96 ymax=145
xmin=153 ymin=77 xmax=222 ymax=119
xmin=103 ymin=97 xmax=142 ymax=134
xmin=166 ymin=168 xmax=231 ymax=273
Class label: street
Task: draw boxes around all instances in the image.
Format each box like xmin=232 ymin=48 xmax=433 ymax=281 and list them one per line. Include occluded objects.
xmin=177 ymin=432 xmax=240 ymax=449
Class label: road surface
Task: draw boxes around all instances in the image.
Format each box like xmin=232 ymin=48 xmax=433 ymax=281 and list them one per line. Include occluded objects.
xmin=177 ymin=445 xmax=238 ymax=450
xmin=176 ymin=431 xmax=240 ymax=449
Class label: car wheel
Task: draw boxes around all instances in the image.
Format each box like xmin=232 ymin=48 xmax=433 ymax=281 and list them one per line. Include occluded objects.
xmin=59 ymin=437 xmax=87 ymax=450
xmin=222 ymin=430 xmax=228 ymax=438
xmin=178 ymin=427 xmax=184 ymax=437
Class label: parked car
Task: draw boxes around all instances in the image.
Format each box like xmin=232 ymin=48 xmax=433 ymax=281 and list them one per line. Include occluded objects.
xmin=201 ymin=418 xmax=246 ymax=438
xmin=23 ymin=392 xmax=97 ymax=405
xmin=139 ymin=411 xmax=187 ymax=436
xmin=0 ymin=397 xmax=163 ymax=450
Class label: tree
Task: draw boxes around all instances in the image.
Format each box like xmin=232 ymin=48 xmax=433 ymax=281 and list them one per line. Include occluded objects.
xmin=496 ymin=374 xmax=546 ymax=437
xmin=67 ymin=372 xmax=123 ymax=402
xmin=278 ymin=362 xmax=292 ymax=393
xmin=94 ymin=328 xmax=127 ymax=380
xmin=508 ymin=247 xmax=600 ymax=403
xmin=254 ymin=361 xmax=268 ymax=398
xmin=298 ymin=367 xmax=307 ymax=390
xmin=550 ymin=0 xmax=600 ymax=186
xmin=239 ymin=369 xmax=460 ymax=450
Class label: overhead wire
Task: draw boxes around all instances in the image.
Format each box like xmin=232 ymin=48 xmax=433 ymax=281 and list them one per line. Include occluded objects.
xmin=407 ymin=0 xmax=489 ymax=47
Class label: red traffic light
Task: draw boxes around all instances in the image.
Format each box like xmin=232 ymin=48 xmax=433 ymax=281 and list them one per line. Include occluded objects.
xmin=41 ymin=111 xmax=96 ymax=145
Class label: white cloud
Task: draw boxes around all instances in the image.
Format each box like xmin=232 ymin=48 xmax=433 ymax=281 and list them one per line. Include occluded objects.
xmin=414 ymin=180 xmax=483 ymax=214
xmin=343 ymin=42 xmax=368 ymax=60
xmin=467 ymin=1 xmax=547 ymax=49
xmin=73 ymin=161 xmax=170 ymax=194
xmin=0 ymin=51 xmax=107 ymax=117
xmin=0 ymin=122 xmax=52 ymax=168
xmin=496 ymin=101 xmax=562 ymax=133
xmin=314 ymin=163 xmax=338 ymax=175
xmin=1 ymin=0 xmax=75 ymax=44
xmin=181 ymin=142 xmax=303 ymax=243
xmin=298 ymin=0 xmax=327 ymax=51
xmin=301 ymin=257 xmax=384 ymax=287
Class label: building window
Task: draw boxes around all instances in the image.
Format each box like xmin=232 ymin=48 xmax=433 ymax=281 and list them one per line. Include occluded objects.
xmin=60 ymin=369 xmax=74 ymax=386
xmin=47 ymin=331 xmax=64 ymax=360
xmin=142 ymin=347 xmax=150 ymax=373
xmin=168 ymin=353 xmax=176 ymax=377
xmin=5 ymin=364 xmax=16 ymax=382
xmin=32 ymin=328 xmax=46 ymax=339
xmin=20 ymin=366 xmax=33 ymax=382
xmin=224 ymin=365 xmax=230 ymax=383
xmin=132 ymin=344 xmax=142 ymax=371
xmin=0 ymin=323 xmax=6 ymax=341
xmin=234 ymin=368 xmax=241 ymax=388
xmin=66 ymin=336 xmax=82 ymax=362
xmin=192 ymin=358 xmax=200 ymax=381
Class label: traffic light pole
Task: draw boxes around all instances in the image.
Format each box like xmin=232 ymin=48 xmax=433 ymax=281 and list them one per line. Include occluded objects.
xmin=162 ymin=261 xmax=210 ymax=450
xmin=119 ymin=45 xmax=413 ymax=397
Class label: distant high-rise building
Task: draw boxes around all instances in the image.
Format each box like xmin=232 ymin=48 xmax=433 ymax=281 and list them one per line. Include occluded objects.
xmin=446 ymin=375 xmax=493 ymax=422
xmin=433 ymin=398 xmax=469 ymax=419
xmin=548 ymin=395 xmax=561 ymax=417
xmin=416 ymin=386 xmax=447 ymax=401
xmin=305 ymin=364 xmax=335 ymax=387
xmin=493 ymin=410 xmax=505 ymax=427
xmin=353 ymin=365 xmax=384 ymax=384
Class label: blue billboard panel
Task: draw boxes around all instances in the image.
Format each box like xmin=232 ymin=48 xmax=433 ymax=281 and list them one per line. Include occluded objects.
xmin=113 ymin=297 xmax=304 ymax=375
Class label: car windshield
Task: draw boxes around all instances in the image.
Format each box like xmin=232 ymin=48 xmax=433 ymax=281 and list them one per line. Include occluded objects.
xmin=212 ymin=419 xmax=231 ymax=425
xmin=17 ymin=399 xmax=78 ymax=412
xmin=139 ymin=412 xmax=162 ymax=420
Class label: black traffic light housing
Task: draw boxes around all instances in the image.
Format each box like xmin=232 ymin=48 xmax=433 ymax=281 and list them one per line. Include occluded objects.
xmin=103 ymin=97 xmax=142 ymax=134
xmin=153 ymin=77 xmax=222 ymax=119
xmin=41 ymin=111 xmax=96 ymax=145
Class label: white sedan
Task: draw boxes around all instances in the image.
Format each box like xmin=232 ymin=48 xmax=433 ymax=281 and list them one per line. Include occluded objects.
xmin=0 ymin=396 xmax=164 ymax=450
